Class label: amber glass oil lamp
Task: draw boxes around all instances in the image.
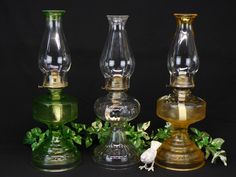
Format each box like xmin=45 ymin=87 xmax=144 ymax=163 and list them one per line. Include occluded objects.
xmin=93 ymin=15 xmax=140 ymax=169
xmin=155 ymin=13 xmax=206 ymax=171
xmin=32 ymin=10 xmax=80 ymax=172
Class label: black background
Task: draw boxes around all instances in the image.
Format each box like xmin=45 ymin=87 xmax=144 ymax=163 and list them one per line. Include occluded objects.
xmin=0 ymin=0 xmax=235 ymax=177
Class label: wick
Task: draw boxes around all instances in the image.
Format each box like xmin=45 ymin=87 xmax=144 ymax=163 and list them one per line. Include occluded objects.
xmin=178 ymin=103 xmax=187 ymax=120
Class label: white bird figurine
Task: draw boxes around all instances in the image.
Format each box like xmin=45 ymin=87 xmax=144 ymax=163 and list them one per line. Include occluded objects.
xmin=139 ymin=140 xmax=162 ymax=172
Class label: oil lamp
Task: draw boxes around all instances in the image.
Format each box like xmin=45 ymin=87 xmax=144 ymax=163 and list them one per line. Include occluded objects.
xmin=155 ymin=13 xmax=206 ymax=171
xmin=32 ymin=10 xmax=80 ymax=172
xmin=93 ymin=15 xmax=140 ymax=169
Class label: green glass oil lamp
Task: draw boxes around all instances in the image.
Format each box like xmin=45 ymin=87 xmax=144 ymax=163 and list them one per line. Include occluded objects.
xmin=32 ymin=10 xmax=80 ymax=172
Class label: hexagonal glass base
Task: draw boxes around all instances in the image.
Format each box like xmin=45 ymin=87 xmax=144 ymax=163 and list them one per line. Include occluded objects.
xmin=32 ymin=131 xmax=81 ymax=172
xmin=155 ymin=132 xmax=205 ymax=171
xmin=93 ymin=126 xmax=139 ymax=169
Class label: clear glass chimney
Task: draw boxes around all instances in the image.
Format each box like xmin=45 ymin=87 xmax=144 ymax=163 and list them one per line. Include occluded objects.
xmin=38 ymin=10 xmax=71 ymax=88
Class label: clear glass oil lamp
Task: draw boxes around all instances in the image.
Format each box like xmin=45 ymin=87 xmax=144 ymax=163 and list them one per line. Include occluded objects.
xmin=32 ymin=10 xmax=80 ymax=172
xmin=93 ymin=15 xmax=140 ymax=169
xmin=155 ymin=13 xmax=206 ymax=171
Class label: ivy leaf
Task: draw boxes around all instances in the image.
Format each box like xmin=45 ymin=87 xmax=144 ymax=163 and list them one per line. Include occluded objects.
xmin=73 ymin=135 xmax=82 ymax=145
xmin=133 ymin=138 xmax=142 ymax=149
xmin=211 ymin=150 xmax=227 ymax=166
xmin=125 ymin=130 xmax=132 ymax=137
xmin=153 ymin=127 xmax=171 ymax=142
xmin=219 ymin=153 xmax=227 ymax=166
xmin=38 ymin=133 xmax=46 ymax=145
xmin=201 ymin=136 xmax=210 ymax=147
xmin=205 ymin=148 xmax=210 ymax=160
xmin=98 ymin=130 xmax=109 ymax=144
xmin=165 ymin=122 xmax=172 ymax=128
xmin=197 ymin=141 xmax=204 ymax=149
xmin=24 ymin=127 xmax=42 ymax=144
xmin=23 ymin=131 xmax=35 ymax=144
xmin=201 ymin=131 xmax=210 ymax=138
xmin=45 ymin=130 xmax=50 ymax=136
xmin=207 ymin=146 xmax=217 ymax=155
xmin=104 ymin=121 xmax=110 ymax=128
xmin=137 ymin=121 xmax=150 ymax=132
xmin=85 ymin=136 xmax=93 ymax=148
xmin=141 ymin=132 xmax=150 ymax=140
xmin=211 ymin=138 xmax=224 ymax=150
xmin=190 ymin=127 xmax=201 ymax=136
xmin=62 ymin=126 xmax=75 ymax=138
xmin=86 ymin=127 xmax=95 ymax=134
xmin=23 ymin=127 xmax=46 ymax=151
xmin=31 ymin=142 xmax=38 ymax=151
xmin=150 ymin=131 xmax=155 ymax=139
xmin=31 ymin=127 xmax=42 ymax=136
xmin=71 ymin=123 xmax=86 ymax=133
xmin=92 ymin=120 xmax=103 ymax=130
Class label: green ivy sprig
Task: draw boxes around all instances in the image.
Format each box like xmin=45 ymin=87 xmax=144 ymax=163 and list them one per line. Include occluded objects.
xmin=24 ymin=120 xmax=227 ymax=166
xmin=23 ymin=124 xmax=88 ymax=150
xmin=23 ymin=127 xmax=49 ymax=151
xmin=190 ymin=127 xmax=227 ymax=166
